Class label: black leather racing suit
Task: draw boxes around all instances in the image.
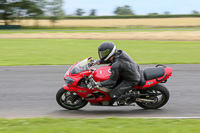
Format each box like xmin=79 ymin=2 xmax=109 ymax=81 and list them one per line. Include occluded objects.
xmin=100 ymin=50 xmax=140 ymax=99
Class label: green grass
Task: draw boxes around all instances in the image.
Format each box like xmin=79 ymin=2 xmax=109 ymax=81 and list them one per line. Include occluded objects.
xmin=0 ymin=39 xmax=200 ymax=66
xmin=1 ymin=27 xmax=200 ymax=34
xmin=0 ymin=118 xmax=199 ymax=133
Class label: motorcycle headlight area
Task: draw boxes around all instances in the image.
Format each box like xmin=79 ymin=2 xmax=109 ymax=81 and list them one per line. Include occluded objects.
xmin=64 ymin=77 xmax=75 ymax=85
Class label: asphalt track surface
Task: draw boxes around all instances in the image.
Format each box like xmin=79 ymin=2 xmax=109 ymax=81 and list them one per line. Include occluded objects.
xmin=0 ymin=64 xmax=200 ymax=118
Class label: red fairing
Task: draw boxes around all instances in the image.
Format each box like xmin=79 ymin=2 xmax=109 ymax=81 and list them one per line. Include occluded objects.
xmin=93 ymin=66 xmax=111 ymax=82
xmin=64 ymin=62 xmax=93 ymax=87
xmin=67 ymin=71 xmax=92 ymax=87
xmin=68 ymin=86 xmax=112 ymax=103
xmin=63 ymin=85 xmax=112 ymax=103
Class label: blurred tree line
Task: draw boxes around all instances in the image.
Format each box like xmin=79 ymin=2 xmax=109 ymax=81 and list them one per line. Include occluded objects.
xmin=0 ymin=1 xmax=200 ymax=26
xmin=74 ymin=5 xmax=133 ymax=16
xmin=75 ymin=9 xmax=96 ymax=16
xmin=0 ymin=0 xmax=64 ymax=25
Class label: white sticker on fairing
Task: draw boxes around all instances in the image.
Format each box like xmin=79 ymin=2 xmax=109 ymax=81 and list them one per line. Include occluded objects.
xmin=100 ymin=70 xmax=102 ymax=74
xmin=108 ymin=69 xmax=111 ymax=73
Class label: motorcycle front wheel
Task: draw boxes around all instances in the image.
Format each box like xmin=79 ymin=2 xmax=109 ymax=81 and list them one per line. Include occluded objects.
xmin=56 ymin=87 xmax=88 ymax=110
xmin=136 ymin=84 xmax=170 ymax=109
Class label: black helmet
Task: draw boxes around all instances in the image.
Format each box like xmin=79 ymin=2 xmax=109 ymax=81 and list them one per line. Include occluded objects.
xmin=98 ymin=42 xmax=116 ymax=62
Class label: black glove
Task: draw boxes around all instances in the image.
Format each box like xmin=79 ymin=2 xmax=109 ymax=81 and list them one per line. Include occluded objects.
xmin=89 ymin=59 xmax=100 ymax=67
xmin=95 ymin=60 xmax=101 ymax=65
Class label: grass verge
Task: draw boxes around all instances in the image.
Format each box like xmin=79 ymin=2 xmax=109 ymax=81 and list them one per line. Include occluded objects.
xmin=0 ymin=39 xmax=200 ymax=66
xmin=0 ymin=118 xmax=199 ymax=133
xmin=1 ymin=27 xmax=200 ymax=34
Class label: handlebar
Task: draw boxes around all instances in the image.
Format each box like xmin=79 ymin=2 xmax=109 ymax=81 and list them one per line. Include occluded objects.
xmin=88 ymin=59 xmax=100 ymax=67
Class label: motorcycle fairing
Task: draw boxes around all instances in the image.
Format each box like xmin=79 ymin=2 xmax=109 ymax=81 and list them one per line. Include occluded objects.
xmin=63 ymin=85 xmax=112 ymax=103
xmin=92 ymin=66 xmax=111 ymax=82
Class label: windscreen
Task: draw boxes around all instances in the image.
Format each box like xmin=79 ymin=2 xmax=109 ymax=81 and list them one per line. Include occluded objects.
xmin=70 ymin=58 xmax=89 ymax=74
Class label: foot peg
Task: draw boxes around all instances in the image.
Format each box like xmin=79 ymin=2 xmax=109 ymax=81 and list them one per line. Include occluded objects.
xmin=119 ymin=91 xmax=140 ymax=100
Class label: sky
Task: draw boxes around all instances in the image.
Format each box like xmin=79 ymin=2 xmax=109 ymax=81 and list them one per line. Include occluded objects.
xmin=63 ymin=0 xmax=200 ymax=16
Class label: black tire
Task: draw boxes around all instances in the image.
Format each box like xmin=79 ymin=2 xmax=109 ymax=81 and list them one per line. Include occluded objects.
xmin=56 ymin=87 xmax=88 ymax=110
xmin=136 ymin=84 xmax=170 ymax=109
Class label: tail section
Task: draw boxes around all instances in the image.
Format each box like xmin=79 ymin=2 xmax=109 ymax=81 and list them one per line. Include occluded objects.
xmin=136 ymin=65 xmax=172 ymax=89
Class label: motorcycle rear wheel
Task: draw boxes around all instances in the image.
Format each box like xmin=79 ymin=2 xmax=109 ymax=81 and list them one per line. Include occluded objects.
xmin=56 ymin=87 xmax=88 ymax=110
xmin=136 ymin=84 xmax=170 ymax=109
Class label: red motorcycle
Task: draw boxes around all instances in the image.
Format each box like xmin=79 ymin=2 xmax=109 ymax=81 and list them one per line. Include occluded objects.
xmin=56 ymin=57 xmax=172 ymax=110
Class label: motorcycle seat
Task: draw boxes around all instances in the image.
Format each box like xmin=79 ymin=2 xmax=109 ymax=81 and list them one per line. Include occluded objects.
xmin=144 ymin=67 xmax=165 ymax=80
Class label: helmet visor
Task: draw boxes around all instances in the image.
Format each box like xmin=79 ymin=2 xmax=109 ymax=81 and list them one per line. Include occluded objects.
xmin=99 ymin=49 xmax=111 ymax=59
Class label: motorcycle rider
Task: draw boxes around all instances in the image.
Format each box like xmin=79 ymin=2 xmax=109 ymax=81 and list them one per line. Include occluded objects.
xmin=93 ymin=42 xmax=141 ymax=102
